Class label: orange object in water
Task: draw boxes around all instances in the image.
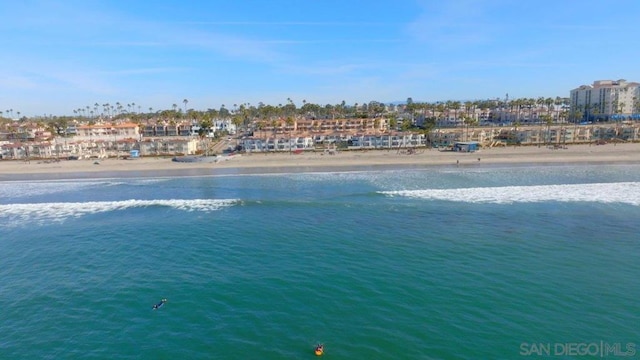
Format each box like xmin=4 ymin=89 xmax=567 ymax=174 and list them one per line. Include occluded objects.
xmin=314 ymin=344 xmax=324 ymax=356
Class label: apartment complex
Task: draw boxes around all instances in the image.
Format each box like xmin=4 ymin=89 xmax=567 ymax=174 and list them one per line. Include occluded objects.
xmin=570 ymin=79 xmax=640 ymax=121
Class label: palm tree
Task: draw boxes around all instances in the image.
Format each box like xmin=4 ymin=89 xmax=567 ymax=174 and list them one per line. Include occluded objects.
xmin=462 ymin=114 xmax=477 ymax=142
xmin=545 ymin=97 xmax=554 ymax=118
xmin=554 ymin=96 xmax=563 ymax=122
xmin=199 ymin=116 xmax=213 ymax=156
xmin=537 ymin=97 xmax=545 ymax=118
xmin=285 ymin=116 xmax=294 ymax=154
xmin=449 ymin=101 xmax=460 ymax=126
xmin=513 ymin=120 xmax=521 ymax=146
xmin=270 ymin=119 xmax=278 ymax=150
xmin=183 ymin=99 xmax=188 ymax=115
xmin=388 ymin=117 xmax=398 ymax=150
xmin=372 ymin=118 xmax=381 ymax=148
xmin=632 ymin=96 xmax=640 ymax=122
xmin=231 ymin=115 xmax=243 ymax=148
xmin=256 ymin=120 xmax=266 ymax=138
xmin=540 ymin=114 xmax=553 ymax=145
xmin=571 ymin=105 xmax=584 ymax=124
xmin=591 ymin=103 xmax=601 ymax=122
xmin=463 ymin=101 xmax=474 ymax=122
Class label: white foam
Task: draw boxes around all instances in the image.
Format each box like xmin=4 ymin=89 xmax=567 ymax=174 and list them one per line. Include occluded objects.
xmin=0 ymin=178 xmax=178 ymax=200
xmin=0 ymin=181 xmax=99 ymax=199
xmin=379 ymin=182 xmax=640 ymax=205
xmin=0 ymin=179 xmax=139 ymax=199
xmin=0 ymin=198 xmax=239 ymax=225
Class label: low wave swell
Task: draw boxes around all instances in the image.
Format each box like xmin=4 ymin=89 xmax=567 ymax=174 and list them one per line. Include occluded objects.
xmin=0 ymin=199 xmax=239 ymax=225
xmin=380 ymin=182 xmax=640 ymax=205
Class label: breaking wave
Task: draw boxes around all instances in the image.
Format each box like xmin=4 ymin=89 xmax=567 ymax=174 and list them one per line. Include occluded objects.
xmin=0 ymin=198 xmax=239 ymax=225
xmin=379 ymin=182 xmax=640 ymax=205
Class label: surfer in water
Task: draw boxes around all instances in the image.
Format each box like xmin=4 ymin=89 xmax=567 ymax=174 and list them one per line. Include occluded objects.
xmin=152 ymin=299 xmax=167 ymax=310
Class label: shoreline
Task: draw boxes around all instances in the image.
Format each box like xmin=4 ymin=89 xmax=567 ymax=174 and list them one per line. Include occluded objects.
xmin=2 ymin=143 xmax=640 ymax=181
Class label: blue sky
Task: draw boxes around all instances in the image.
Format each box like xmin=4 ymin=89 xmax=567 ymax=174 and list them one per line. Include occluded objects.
xmin=1 ymin=0 xmax=640 ymax=117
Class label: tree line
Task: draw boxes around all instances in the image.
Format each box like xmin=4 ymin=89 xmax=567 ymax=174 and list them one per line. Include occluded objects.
xmin=2 ymin=95 xmax=575 ymax=136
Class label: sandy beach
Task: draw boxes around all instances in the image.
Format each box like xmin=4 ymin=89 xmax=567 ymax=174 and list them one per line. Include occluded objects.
xmin=2 ymin=143 xmax=640 ymax=181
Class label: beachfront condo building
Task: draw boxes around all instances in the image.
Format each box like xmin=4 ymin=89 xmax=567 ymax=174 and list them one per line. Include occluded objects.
xmin=570 ymin=79 xmax=640 ymax=121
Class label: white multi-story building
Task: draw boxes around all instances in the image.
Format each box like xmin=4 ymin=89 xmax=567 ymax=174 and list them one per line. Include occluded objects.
xmin=76 ymin=122 xmax=140 ymax=141
xmin=570 ymin=79 xmax=640 ymax=121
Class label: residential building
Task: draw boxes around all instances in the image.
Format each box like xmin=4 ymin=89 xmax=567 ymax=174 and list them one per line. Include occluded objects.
xmin=137 ymin=138 xmax=199 ymax=156
xmin=76 ymin=123 xmax=140 ymax=141
xmin=570 ymin=79 xmax=640 ymax=121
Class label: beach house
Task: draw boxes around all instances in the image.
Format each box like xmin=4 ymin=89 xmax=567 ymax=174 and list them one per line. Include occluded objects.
xmin=453 ymin=141 xmax=479 ymax=152
xmin=137 ymin=138 xmax=199 ymax=156
xmin=76 ymin=123 xmax=140 ymax=142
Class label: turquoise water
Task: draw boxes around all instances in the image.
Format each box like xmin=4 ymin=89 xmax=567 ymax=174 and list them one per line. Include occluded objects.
xmin=2 ymin=165 xmax=640 ymax=359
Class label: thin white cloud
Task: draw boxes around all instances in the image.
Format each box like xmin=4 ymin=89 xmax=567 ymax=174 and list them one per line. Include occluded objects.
xmin=0 ymin=74 xmax=40 ymax=90
xmin=44 ymin=70 xmax=118 ymax=95
xmin=5 ymin=2 xmax=293 ymax=65
xmin=169 ymin=21 xmax=396 ymax=26
xmin=405 ymin=0 xmax=498 ymax=45
xmin=396 ymin=63 xmax=443 ymax=80
xmin=540 ymin=24 xmax=618 ymax=31
xmin=101 ymin=67 xmax=189 ymax=76
xmin=92 ymin=41 xmax=169 ymax=47
xmin=2 ymin=53 xmax=118 ymax=96
xmin=276 ymin=63 xmax=375 ymax=76
xmin=109 ymin=19 xmax=288 ymax=64
xmin=260 ymin=39 xmax=404 ymax=45
xmin=281 ymin=59 xmax=455 ymax=78
xmin=94 ymin=38 xmax=404 ymax=47
xmin=458 ymin=60 xmax=571 ymax=69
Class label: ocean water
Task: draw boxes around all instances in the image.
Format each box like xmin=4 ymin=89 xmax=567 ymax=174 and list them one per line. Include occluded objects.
xmin=1 ymin=164 xmax=640 ymax=359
